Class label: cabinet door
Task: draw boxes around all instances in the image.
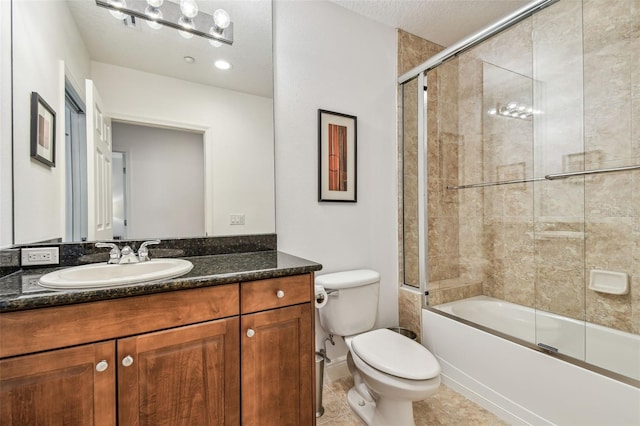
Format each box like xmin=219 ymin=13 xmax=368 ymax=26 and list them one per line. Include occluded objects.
xmin=118 ymin=317 xmax=240 ymax=426
xmin=242 ymin=304 xmax=313 ymax=426
xmin=0 ymin=341 xmax=116 ymax=425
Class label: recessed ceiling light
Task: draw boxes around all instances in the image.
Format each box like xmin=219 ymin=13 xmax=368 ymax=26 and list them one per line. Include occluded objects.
xmin=183 ymin=56 xmax=195 ymax=64
xmin=214 ymin=60 xmax=231 ymax=70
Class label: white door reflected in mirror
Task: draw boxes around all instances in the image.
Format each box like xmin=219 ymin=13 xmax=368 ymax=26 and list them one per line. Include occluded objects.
xmin=10 ymin=0 xmax=275 ymax=245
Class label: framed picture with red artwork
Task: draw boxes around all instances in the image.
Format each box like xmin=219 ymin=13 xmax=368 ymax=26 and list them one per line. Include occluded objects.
xmin=318 ymin=109 xmax=357 ymax=202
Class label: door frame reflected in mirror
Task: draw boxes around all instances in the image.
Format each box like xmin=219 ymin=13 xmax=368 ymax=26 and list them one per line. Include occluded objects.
xmin=9 ymin=0 xmax=275 ymax=246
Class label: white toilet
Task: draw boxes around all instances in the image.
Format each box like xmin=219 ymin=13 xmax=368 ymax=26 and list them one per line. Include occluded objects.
xmin=316 ymin=270 xmax=441 ymax=426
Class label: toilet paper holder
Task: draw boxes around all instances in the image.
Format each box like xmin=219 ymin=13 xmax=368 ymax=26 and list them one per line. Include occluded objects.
xmin=314 ymin=286 xmax=339 ymax=308
xmin=321 ymin=289 xmax=339 ymax=298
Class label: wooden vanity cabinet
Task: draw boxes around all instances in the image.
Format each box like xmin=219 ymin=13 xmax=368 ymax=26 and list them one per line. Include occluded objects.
xmin=0 ymin=273 xmax=316 ymax=425
xmin=117 ymin=317 xmax=240 ymax=425
xmin=0 ymin=341 xmax=116 ymax=425
xmin=0 ymin=319 xmax=239 ymax=426
xmin=240 ymin=274 xmax=315 ymax=426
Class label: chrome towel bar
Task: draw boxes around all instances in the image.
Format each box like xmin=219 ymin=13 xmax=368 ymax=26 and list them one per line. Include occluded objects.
xmin=447 ymin=164 xmax=640 ymax=190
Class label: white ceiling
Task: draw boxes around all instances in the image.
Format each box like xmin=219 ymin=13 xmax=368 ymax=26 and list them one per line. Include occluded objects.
xmin=65 ymin=0 xmax=529 ymax=99
xmin=66 ymin=0 xmax=273 ymax=98
xmin=330 ymin=0 xmax=530 ymax=47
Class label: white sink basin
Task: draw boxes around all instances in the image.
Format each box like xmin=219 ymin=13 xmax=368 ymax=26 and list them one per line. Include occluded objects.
xmin=38 ymin=258 xmax=194 ymax=290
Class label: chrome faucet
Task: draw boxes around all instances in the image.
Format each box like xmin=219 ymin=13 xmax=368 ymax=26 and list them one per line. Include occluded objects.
xmin=138 ymin=240 xmax=160 ymax=262
xmin=95 ymin=240 xmax=161 ymax=264
xmin=118 ymin=246 xmax=139 ymax=264
xmin=95 ymin=242 xmax=121 ymax=264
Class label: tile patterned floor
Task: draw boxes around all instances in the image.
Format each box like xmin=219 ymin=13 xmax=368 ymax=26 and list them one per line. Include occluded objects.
xmin=317 ymin=375 xmax=509 ymax=426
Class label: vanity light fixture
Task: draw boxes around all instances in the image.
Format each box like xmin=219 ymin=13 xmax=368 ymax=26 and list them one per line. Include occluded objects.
xmin=178 ymin=15 xmax=195 ymax=39
xmin=208 ymin=9 xmax=230 ymax=46
xmin=488 ymin=101 xmax=542 ymax=120
xmin=144 ymin=4 xmax=163 ymax=30
xmin=179 ymin=0 xmax=199 ymax=18
xmin=96 ymin=0 xmax=234 ymax=45
xmin=108 ymin=0 xmax=128 ymax=20
xmin=208 ymin=30 xmax=223 ymax=47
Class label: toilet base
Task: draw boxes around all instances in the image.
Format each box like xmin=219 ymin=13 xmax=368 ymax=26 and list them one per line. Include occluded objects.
xmin=347 ymin=387 xmax=416 ymax=426
xmin=347 ymin=387 xmax=374 ymax=425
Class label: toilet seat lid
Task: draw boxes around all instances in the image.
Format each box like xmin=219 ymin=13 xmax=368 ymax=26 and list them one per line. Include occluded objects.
xmin=351 ymin=329 xmax=440 ymax=380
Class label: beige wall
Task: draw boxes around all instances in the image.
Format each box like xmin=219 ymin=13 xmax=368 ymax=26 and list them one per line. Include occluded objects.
xmin=399 ymin=0 xmax=639 ymax=338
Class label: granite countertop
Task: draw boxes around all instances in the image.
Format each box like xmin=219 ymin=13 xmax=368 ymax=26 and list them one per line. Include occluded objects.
xmin=0 ymin=251 xmax=322 ymax=313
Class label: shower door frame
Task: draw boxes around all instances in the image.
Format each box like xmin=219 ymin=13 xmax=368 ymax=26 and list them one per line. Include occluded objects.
xmin=399 ymin=0 xmax=560 ymax=299
xmin=399 ymin=0 xmax=640 ymax=387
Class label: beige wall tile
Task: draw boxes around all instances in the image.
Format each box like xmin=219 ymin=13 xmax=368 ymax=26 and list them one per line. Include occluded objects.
xmin=631 ymin=276 xmax=640 ymax=333
xmin=399 ymin=288 xmax=423 ymax=342
xmin=586 ymin=290 xmax=633 ymax=333
xmin=398 ymin=32 xmax=443 ymax=297
xmin=398 ymin=1 xmax=639 ymax=346
xmin=397 ymin=30 xmax=443 ymax=76
xmin=535 ymin=180 xmax=585 ymax=219
xmin=585 ymin=218 xmax=634 ymax=272
xmin=586 ymin=173 xmax=636 ymax=218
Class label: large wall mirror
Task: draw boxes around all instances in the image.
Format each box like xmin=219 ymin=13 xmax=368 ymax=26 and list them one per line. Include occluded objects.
xmin=11 ymin=0 xmax=274 ymax=245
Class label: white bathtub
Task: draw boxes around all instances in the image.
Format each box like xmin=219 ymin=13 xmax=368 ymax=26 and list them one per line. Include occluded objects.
xmin=435 ymin=295 xmax=640 ymax=380
xmin=423 ymin=297 xmax=640 ymax=425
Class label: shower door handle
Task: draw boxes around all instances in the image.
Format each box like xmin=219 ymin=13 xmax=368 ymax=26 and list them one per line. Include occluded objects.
xmin=537 ymin=343 xmax=558 ymax=353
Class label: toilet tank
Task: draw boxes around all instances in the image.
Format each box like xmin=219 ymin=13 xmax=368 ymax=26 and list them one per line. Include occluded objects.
xmin=316 ymin=270 xmax=380 ymax=336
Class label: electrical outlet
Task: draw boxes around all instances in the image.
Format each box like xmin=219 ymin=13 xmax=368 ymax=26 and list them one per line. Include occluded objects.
xmin=230 ymin=214 xmax=245 ymax=225
xmin=21 ymin=247 xmax=59 ymax=266
xmin=21 ymin=274 xmax=46 ymax=293
xmin=0 ymin=249 xmax=19 ymax=267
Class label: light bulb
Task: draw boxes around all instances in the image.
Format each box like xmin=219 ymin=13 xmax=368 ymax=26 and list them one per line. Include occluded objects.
xmin=208 ymin=27 xmax=223 ymax=46
xmin=180 ymin=0 xmax=198 ymax=18
xmin=487 ymin=108 xmax=497 ymax=115
xmin=145 ymin=6 xmax=163 ymax=29
xmin=146 ymin=0 xmax=163 ymax=7
xmin=213 ymin=9 xmax=230 ymax=29
xmin=214 ymin=60 xmax=231 ymax=70
xmin=178 ymin=16 xmax=194 ymax=39
xmin=108 ymin=0 xmax=127 ymax=20
xmin=507 ymin=102 xmax=517 ymax=109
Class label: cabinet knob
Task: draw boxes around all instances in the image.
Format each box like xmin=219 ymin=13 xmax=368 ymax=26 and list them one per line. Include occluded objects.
xmin=95 ymin=360 xmax=109 ymax=372
xmin=276 ymin=290 xmax=285 ymax=298
xmin=122 ymin=355 xmax=134 ymax=367
xmin=246 ymin=328 xmax=255 ymax=338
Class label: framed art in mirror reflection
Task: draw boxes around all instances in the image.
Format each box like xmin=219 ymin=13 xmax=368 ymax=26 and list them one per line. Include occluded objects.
xmin=30 ymin=92 xmax=56 ymax=167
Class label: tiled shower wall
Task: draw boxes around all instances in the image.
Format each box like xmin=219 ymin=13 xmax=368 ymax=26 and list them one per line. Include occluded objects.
xmin=399 ymin=0 xmax=639 ymax=335
xmin=398 ymin=30 xmax=443 ymax=338
xmin=580 ymin=0 xmax=639 ymax=333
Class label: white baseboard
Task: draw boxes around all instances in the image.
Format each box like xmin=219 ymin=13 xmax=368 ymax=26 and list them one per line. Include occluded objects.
xmin=325 ymin=356 xmax=350 ymax=382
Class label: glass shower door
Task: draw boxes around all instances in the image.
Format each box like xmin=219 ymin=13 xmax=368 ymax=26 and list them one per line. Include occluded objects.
xmin=531 ymin=0 xmax=586 ymax=359
xmin=402 ymin=0 xmax=639 ymax=382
